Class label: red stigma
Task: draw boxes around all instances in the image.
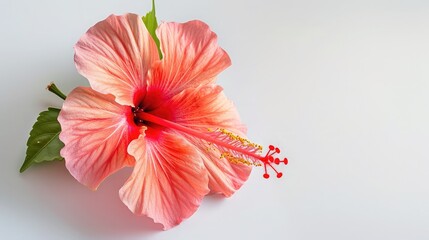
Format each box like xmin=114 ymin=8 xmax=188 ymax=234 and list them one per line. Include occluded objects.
xmin=260 ymin=145 xmax=288 ymax=179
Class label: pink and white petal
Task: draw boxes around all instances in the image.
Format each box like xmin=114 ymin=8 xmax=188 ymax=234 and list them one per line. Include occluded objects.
xmin=75 ymin=13 xmax=158 ymax=106
xmin=119 ymin=132 xmax=209 ymax=230
xmin=148 ymin=20 xmax=231 ymax=98
xmin=155 ymin=85 xmax=251 ymax=197
xmin=58 ymin=87 xmax=141 ymax=190
xmin=198 ymin=147 xmax=252 ymax=197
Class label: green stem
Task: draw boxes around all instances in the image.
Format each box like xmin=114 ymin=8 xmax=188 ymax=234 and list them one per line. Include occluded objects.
xmin=47 ymin=83 xmax=67 ymax=100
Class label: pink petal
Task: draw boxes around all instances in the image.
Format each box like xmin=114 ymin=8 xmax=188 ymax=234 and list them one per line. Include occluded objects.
xmin=200 ymin=148 xmax=252 ymax=197
xmin=58 ymin=87 xmax=141 ymax=190
xmin=119 ymin=132 xmax=209 ymax=230
xmin=154 ymin=85 xmax=251 ymax=197
xmin=148 ymin=20 xmax=231 ymax=98
xmin=74 ymin=14 xmax=159 ymax=106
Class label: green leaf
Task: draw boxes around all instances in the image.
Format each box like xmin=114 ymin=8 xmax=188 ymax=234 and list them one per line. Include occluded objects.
xmin=20 ymin=108 xmax=64 ymax=172
xmin=143 ymin=0 xmax=163 ymax=59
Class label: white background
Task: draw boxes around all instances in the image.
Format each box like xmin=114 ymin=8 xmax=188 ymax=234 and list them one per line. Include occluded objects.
xmin=1 ymin=0 xmax=429 ymax=239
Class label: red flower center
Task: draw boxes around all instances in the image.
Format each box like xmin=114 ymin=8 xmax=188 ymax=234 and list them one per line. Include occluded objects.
xmin=131 ymin=88 xmax=176 ymax=139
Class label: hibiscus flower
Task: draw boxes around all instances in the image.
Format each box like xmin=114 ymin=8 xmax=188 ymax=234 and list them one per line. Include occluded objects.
xmin=58 ymin=13 xmax=286 ymax=230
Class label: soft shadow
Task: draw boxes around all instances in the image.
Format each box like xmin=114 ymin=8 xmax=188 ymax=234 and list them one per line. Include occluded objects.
xmin=21 ymin=162 xmax=163 ymax=238
xmin=206 ymin=192 xmax=229 ymax=201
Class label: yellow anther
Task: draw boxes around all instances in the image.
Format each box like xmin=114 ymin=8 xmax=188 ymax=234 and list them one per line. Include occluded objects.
xmin=221 ymin=152 xmax=261 ymax=167
xmin=217 ymin=128 xmax=263 ymax=151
